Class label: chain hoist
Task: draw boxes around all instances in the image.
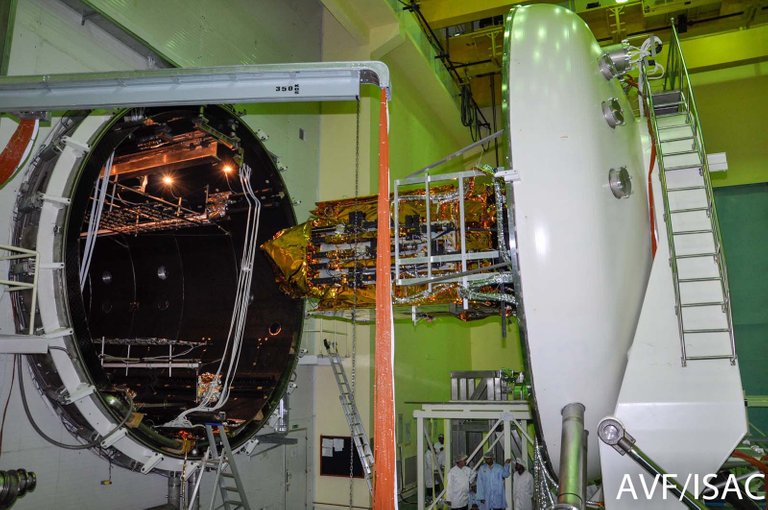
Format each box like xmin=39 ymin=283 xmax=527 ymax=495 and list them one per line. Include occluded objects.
xmin=348 ymin=95 xmax=362 ymax=509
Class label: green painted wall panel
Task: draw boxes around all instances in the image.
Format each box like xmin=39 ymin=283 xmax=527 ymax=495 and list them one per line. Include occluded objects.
xmin=714 ymin=183 xmax=768 ymax=434
xmin=470 ymin=316 xmax=524 ymax=373
xmin=695 ymin=74 xmax=768 ymax=188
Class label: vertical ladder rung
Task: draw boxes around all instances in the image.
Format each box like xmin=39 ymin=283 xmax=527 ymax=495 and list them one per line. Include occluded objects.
xmin=660 ymin=134 xmax=695 ymax=142
xmin=670 ymin=206 xmax=709 ymax=214
xmin=681 ymin=301 xmax=725 ymax=308
xmin=664 ymin=164 xmax=702 ymax=172
xmin=675 ymin=252 xmax=717 ymax=259
xmin=657 ymin=122 xmax=691 ymax=130
xmin=678 ymin=276 xmax=721 ymax=282
xmin=661 ymin=149 xmax=698 ymax=157
xmin=667 ymin=185 xmax=705 ymax=191
xmin=685 ymin=354 xmax=734 ymax=361
xmin=672 ymin=229 xmax=712 ymax=235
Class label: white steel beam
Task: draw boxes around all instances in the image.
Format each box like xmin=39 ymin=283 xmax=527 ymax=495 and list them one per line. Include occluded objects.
xmin=0 ymin=334 xmax=49 ymax=353
xmin=0 ymin=61 xmax=390 ymax=112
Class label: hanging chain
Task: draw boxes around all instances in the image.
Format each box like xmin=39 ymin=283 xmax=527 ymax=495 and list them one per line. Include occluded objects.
xmin=349 ymin=96 xmax=361 ymax=509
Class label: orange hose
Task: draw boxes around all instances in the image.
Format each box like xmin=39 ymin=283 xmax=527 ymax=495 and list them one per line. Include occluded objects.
xmin=0 ymin=119 xmax=36 ymax=187
xmin=373 ymin=88 xmax=395 ymax=509
xmin=640 ymin=87 xmax=658 ymax=259
xmin=623 ymin=75 xmax=657 ymax=257
xmin=647 ymin=141 xmax=657 ymax=257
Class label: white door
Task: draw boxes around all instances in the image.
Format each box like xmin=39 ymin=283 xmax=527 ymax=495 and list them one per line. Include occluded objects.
xmin=284 ymin=430 xmax=308 ymax=509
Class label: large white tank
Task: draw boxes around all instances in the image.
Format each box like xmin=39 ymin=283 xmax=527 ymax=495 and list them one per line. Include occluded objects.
xmin=503 ymin=4 xmax=652 ymax=479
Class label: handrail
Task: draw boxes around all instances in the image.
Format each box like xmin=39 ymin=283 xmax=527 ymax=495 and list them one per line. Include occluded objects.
xmin=669 ymin=22 xmax=737 ymax=365
xmin=641 ymin=73 xmax=687 ymax=362
xmin=643 ymin=22 xmax=737 ymax=366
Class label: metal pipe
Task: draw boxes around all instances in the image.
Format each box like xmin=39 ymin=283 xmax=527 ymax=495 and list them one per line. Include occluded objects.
xmin=404 ymin=130 xmax=503 ymax=179
xmin=554 ymin=402 xmax=586 ymax=510
xmin=625 ymin=447 xmax=706 ymax=510
xmin=168 ymin=473 xmax=181 ymax=509
xmin=597 ymin=417 xmax=707 ymax=510
xmin=185 ymin=471 xmax=200 ymax=510
xmin=582 ymin=429 xmax=588 ymax=507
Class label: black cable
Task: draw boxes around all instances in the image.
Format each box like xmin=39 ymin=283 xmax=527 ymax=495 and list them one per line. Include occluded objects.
xmin=460 ymin=84 xmax=476 ymax=129
xmin=16 ymin=354 xmax=134 ymax=450
xmin=490 ymin=73 xmax=500 ymax=167
xmin=0 ymin=356 xmax=17 ymax=457
xmin=48 ymin=345 xmax=74 ymax=360
xmin=402 ymin=0 xmax=492 ymax=142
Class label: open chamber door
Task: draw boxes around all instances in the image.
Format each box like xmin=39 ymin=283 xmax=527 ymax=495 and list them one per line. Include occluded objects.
xmin=9 ymin=105 xmax=303 ymax=472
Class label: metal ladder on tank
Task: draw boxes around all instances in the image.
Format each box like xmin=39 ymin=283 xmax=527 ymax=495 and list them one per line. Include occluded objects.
xmin=187 ymin=424 xmax=251 ymax=510
xmin=642 ymin=22 xmax=736 ymax=367
xmin=323 ymin=339 xmax=374 ymax=493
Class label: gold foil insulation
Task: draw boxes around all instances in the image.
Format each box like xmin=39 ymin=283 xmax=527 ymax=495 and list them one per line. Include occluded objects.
xmin=262 ymin=176 xmax=511 ymax=311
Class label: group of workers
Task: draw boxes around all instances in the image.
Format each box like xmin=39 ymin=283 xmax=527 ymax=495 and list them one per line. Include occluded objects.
xmin=425 ymin=435 xmax=533 ymax=510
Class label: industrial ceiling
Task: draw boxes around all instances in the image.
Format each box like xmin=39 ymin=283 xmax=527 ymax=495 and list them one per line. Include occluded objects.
xmin=410 ymin=0 xmax=768 ymax=106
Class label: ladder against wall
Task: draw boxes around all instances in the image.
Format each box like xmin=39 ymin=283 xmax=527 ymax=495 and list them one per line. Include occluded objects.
xmin=324 ymin=340 xmax=375 ymax=493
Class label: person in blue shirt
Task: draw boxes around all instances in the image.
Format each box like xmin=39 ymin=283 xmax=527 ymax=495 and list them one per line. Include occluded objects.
xmin=475 ymin=452 xmax=512 ymax=510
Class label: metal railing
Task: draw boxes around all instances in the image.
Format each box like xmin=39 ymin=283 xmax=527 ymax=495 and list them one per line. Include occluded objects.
xmin=642 ymin=22 xmax=737 ymax=365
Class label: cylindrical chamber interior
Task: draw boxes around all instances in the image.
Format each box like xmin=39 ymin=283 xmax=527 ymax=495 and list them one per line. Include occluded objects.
xmin=44 ymin=105 xmax=302 ymax=458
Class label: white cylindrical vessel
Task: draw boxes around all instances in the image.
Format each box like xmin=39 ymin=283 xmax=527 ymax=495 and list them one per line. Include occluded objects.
xmin=503 ymin=4 xmax=652 ymax=479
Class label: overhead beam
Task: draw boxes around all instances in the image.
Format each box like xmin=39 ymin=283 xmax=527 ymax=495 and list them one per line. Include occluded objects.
xmin=418 ymin=0 xmax=559 ymax=29
xmin=321 ymin=0 xmax=371 ymax=44
xmin=681 ymin=23 xmax=768 ymax=72
xmin=0 ymin=62 xmax=391 ymax=112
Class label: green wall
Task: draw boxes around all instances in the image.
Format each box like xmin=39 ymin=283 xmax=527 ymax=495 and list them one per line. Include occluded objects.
xmin=694 ymin=63 xmax=768 ymax=435
xmin=714 ymin=184 xmax=768 ymax=435
xmin=693 ymin=70 xmax=768 ymax=188
xmin=470 ymin=316 xmax=524 ymax=372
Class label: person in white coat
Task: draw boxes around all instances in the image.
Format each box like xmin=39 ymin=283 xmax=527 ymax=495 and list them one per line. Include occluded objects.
xmin=434 ymin=434 xmax=446 ymax=472
xmin=425 ymin=444 xmax=443 ymax=502
xmin=512 ymin=458 xmax=534 ymax=510
xmin=445 ymin=454 xmax=476 ymax=510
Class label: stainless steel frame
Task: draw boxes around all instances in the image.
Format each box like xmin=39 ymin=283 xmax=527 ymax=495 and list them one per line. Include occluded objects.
xmin=414 ymin=401 xmax=532 ymax=510
xmin=0 ymin=62 xmax=390 ymax=112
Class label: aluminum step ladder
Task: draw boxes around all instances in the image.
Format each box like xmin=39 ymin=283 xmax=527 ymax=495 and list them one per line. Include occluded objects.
xmin=649 ymin=88 xmax=737 ymax=366
xmin=187 ymin=424 xmax=251 ymax=510
xmin=323 ymin=339 xmax=374 ymax=493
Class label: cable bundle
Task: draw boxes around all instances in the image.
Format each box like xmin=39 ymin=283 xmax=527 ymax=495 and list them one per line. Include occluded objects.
xmin=166 ymin=163 xmax=262 ymax=427
xmin=627 ymin=36 xmax=665 ymax=80
xmin=79 ymin=152 xmax=115 ymax=289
